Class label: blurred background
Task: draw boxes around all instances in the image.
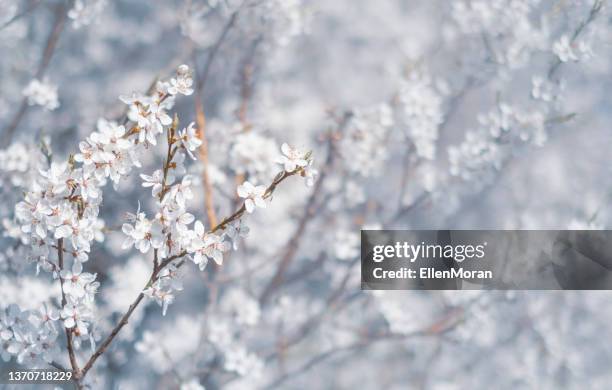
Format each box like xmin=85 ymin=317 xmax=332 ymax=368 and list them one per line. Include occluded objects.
xmin=2 ymin=0 xmax=612 ymax=388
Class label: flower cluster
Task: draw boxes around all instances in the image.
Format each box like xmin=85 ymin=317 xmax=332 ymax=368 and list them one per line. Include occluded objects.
xmin=278 ymin=142 xmax=317 ymax=186
xmin=0 ymin=304 xmax=60 ymax=367
xmin=11 ymin=60 xmax=316 ymax=384
xmin=553 ymin=35 xmax=593 ymax=63
xmin=129 ymin=133 xmax=314 ymax=314
xmin=448 ymin=102 xmax=547 ymax=183
xmin=13 ymin=65 xmax=196 ymax=354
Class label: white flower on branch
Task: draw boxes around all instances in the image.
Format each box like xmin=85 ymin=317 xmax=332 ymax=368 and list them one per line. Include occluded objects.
xmin=168 ymin=64 xmax=195 ymax=96
xmin=553 ymin=35 xmax=578 ymax=63
xmin=178 ymin=122 xmax=202 ymax=159
xmin=190 ymin=221 xmax=229 ymax=269
xmin=140 ymin=170 xmax=168 ymax=198
xmin=168 ymin=175 xmax=194 ymax=208
xmin=60 ymin=302 xmax=91 ymax=335
xmin=277 ymin=143 xmax=309 ymax=172
xmin=122 ymin=213 xmax=164 ymax=254
xmin=15 ymin=195 xmax=50 ymax=239
xmin=237 ymin=181 xmax=266 ymax=213
xmin=54 ymin=217 xmax=95 ymax=253
xmin=60 ymin=261 xmax=97 ymax=299
xmin=34 ymin=303 xmax=60 ymax=334
xmin=143 ymin=279 xmax=176 ymax=316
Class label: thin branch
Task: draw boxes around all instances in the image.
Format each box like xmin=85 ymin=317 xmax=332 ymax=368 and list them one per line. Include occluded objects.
xmin=57 ymin=239 xmax=80 ymax=377
xmin=262 ymin=310 xmax=463 ymax=390
xmin=193 ymin=69 xmax=218 ymax=228
xmin=0 ymin=0 xmax=43 ymax=32
xmin=259 ymin=113 xmax=353 ymax=304
xmin=78 ymin=286 xmax=146 ymax=380
xmin=195 ymin=3 xmax=244 ymax=93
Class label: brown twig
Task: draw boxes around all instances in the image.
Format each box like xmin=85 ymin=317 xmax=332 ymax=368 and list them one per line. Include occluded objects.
xmin=57 ymin=239 xmax=80 ymax=379
xmin=191 ymin=2 xmax=247 ymax=228
xmin=193 ymin=78 xmax=218 ymax=228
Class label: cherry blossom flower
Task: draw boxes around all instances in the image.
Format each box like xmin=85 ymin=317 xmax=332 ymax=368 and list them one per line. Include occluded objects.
xmin=168 ymin=175 xmax=194 ymax=207
xmin=190 ymin=221 xmax=228 ymax=269
xmin=277 ymin=143 xmax=309 ymax=172
xmin=122 ymin=215 xmax=165 ymax=254
xmin=33 ymin=303 xmax=59 ymax=333
xmin=60 ymin=303 xmax=90 ymax=335
xmin=144 ymin=279 xmax=176 ymax=316
xmin=141 ymin=170 xmax=168 ymax=198
xmin=553 ymin=35 xmax=578 ymax=62
xmin=60 ymin=261 xmax=97 ymax=299
xmin=168 ymin=64 xmax=194 ymax=96
xmin=237 ymin=181 xmax=266 ymax=213
xmin=178 ymin=122 xmax=201 ymax=159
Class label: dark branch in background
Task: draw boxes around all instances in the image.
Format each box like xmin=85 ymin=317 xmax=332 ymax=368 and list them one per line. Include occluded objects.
xmin=262 ymin=257 xmax=360 ymax=364
xmin=258 ymin=112 xmax=353 ymax=304
xmin=0 ymin=1 xmax=68 ymax=147
xmin=262 ymin=307 xmax=465 ymax=390
xmin=195 ymin=3 xmax=243 ymax=93
xmin=0 ymin=0 xmax=43 ymax=31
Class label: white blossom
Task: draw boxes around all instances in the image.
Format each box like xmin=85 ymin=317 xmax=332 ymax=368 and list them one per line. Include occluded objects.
xmin=178 ymin=122 xmax=201 ymax=159
xmin=22 ymin=79 xmax=59 ymax=111
xmin=237 ymin=181 xmax=266 ymax=213
xmin=277 ymin=143 xmax=309 ymax=172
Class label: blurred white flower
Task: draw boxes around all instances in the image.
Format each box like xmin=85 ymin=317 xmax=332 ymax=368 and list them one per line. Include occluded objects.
xmin=22 ymin=79 xmax=59 ymax=111
xmin=181 ymin=378 xmax=205 ymax=390
xmin=553 ymin=35 xmax=578 ymax=62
